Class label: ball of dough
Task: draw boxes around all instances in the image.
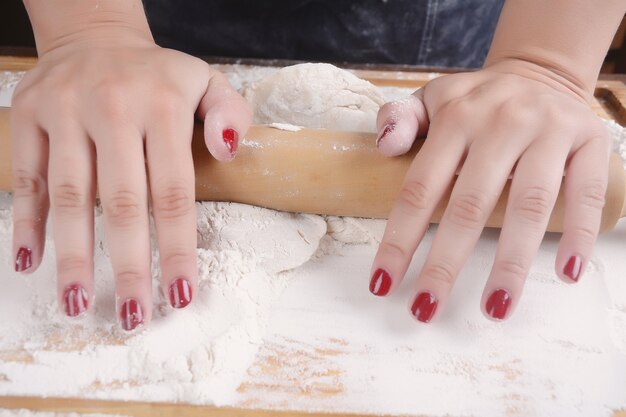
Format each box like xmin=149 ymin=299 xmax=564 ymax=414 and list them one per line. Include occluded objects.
xmin=243 ymin=63 xmax=385 ymax=132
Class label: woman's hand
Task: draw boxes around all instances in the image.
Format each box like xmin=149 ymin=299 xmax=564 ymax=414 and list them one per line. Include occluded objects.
xmin=11 ymin=27 xmax=252 ymax=330
xmin=369 ymin=59 xmax=611 ymax=322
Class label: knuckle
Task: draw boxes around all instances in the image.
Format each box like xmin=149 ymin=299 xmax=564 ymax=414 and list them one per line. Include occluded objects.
xmin=538 ymin=99 xmax=562 ymax=121
xmin=397 ymin=180 xmax=432 ymax=212
xmin=495 ymin=100 xmax=537 ymax=127
xmin=104 ymin=189 xmax=142 ymax=227
xmin=579 ymin=181 xmax=606 ymax=210
xmin=13 ymin=217 xmax=42 ymax=231
xmin=440 ymin=98 xmax=472 ymax=120
xmin=422 ymin=261 xmax=456 ymax=286
xmin=153 ymin=184 xmax=193 ymax=220
xmin=497 ymin=100 xmax=521 ymax=120
xmin=513 ymin=186 xmax=553 ymax=224
xmin=11 ymin=87 xmax=38 ymax=114
xmin=497 ymin=258 xmax=529 ymax=280
xmin=51 ymin=181 xmax=88 ymax=211
xmin=378 ymin=239 xmax=410 ymax=260
xmin=94 ymin=80 xmax=130 ymax=120
xmin=115 ymin=269 xmax=145 ymax=288
xmin=151 ymin=88 xmax=184 ymax=116
xmin=572 ymin=225 xmax=597 ymax=247
xmin=57 ymin=255 xmax=90 ymax=274
xmin=53 ymin=83 xmax=79 ymax=109
xmin=13 ymin=170 xmax=46 ymax=198
xmin=161 ymin=249 xmax=194 ymax=267
xmin=447 ymin=192 xmax=488 ymax=229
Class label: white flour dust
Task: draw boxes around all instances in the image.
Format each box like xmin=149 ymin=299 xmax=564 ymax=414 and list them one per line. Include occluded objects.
xmin=1 ymin=66 xmax=626 ymax=417
xmin=0 ymin=202 xmax=326 ymax=405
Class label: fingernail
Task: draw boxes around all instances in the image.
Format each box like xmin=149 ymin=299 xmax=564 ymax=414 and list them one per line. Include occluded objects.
xmin=563 ymin=255 xmax=582 ymax=282
xmin=222 ymin=128 xmax=239 ymax=156
xmin=376 ymin=123 xmax=395 ymax=147
xmin=63 ymin=284 xmax=89 ymax=317
xmin=120 ymin=299 xmax=144 ymax=331
xmin=15 ymin=247 xmax=32 ymax=272
xmin=369 ymin=268 xmax=392 ymax=296
xmin=410 ymin=291 xmax=438 ymax=323
xmin=169 ymin=277 xmax=192 ymax=309
xmin=486 ymin=288 xmax=511 ymax=321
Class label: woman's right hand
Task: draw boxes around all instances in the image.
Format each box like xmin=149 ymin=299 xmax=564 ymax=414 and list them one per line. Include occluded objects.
xmin=11 ymin=25 xmax=252 ymax=330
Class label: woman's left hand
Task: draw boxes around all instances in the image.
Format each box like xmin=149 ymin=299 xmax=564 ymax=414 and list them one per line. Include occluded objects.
xmin=368 ymin=59 xmax=611 ymax=322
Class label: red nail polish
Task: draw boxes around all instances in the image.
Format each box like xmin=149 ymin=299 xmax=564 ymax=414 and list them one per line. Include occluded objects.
xmin=15 ymin=247 xmax=32 ymax=272
xmin=376 ymin=123 xmax=395 ymax=147
xmin=63 ymin=284 xmax=89 ymax=317
xmin=222 ymin=128 xmax=239 ymax=155
xmin=169 ymin=278 xmax=193 ymax=309
xmin=486 ymin=289 xmax=511 ymax=321
xmin=563 ymin=255 xmax=582 ymax=282
xmin=410 ymin=291 xmax=438 ymax=323
xmin=120 ymin=299 xmax=144 ymax=331
xmin=369 ymin=268 xmax=392 ymax=296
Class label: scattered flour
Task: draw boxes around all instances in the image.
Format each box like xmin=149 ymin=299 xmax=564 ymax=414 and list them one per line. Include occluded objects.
xmin=1 ymin=66 xmax=626 ymax=417
xmin=0 ymin=203 xmax=326 ymax=405
xmin=267 ymin=122 xmax=303 ymax=132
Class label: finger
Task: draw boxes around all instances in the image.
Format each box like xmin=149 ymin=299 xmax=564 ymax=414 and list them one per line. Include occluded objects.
xmin=197 ymin=69 xmax=253 ymax=162
xmin=556 ymin=130 xmax=610 ymax=284
xmin=96 ymin=128 xmax=151 ymax=331
xmin=482 ymin=139 xmax=568 ymax=321
xmin=369 ymin=120 xmax=466 ymax=298
xmin=10 ymin=108 xmax=49 ymax=274
xmin=375 ymin=91 xmax=429 ymax=157
xmin=48 ymin=122 xmax=96 ymax=318
xmin=146 ymin=109 xmax=197 ymax=310
xmin=408 ymin=135 xmax=524 ymax=323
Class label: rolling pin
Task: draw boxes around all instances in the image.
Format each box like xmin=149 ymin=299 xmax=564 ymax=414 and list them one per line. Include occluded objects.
xmin=0 ymin=107 xmax=624 ymax=232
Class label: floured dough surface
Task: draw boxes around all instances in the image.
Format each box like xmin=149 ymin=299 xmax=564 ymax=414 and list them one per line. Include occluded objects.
xmin=244 ymin=63 xmax=385 ymax=132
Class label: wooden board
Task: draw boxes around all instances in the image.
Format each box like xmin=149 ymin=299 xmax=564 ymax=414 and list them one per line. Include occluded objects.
xmin=2 ymin=55 xmax=626 ymax=126
xmin=1 ymin=56 xmax=626 ymax=417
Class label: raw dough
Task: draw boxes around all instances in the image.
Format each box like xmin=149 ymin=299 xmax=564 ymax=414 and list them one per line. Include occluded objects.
xmin=243 ymin=63 xmax=385 ymax=132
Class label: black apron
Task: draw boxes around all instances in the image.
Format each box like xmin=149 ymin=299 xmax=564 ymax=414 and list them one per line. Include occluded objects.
xmin=144 ymin=0 xmax=504 ymax=68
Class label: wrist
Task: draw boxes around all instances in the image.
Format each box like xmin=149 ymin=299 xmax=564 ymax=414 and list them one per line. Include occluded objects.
xmin=24 ymin=0 xmax=154 ymax=56
xmin=484 ymin=54 xmax=595 ymax=105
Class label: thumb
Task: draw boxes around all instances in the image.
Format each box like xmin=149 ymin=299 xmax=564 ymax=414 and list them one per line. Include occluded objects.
xmin=375 ymin=89 xmax=429 ymax=157
xmin=197 ymin=69 xmax=253 ymax=161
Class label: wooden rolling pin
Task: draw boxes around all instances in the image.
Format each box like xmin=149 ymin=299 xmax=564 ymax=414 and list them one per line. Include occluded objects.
xmin=0 ymin=107 xmax=624 ymax=232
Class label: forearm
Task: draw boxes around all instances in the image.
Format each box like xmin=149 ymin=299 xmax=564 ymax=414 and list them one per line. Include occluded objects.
xmin=485 ymin=0 xmax=626 ymax=100
xmin=23 ymin=0 xmax=153 ymax=55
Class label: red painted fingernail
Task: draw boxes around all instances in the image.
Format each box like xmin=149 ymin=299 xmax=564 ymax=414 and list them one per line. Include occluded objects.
xmin=63 ymin=284 xmax=89 ymax=317
xmin=369 ymin=268 xmax=392 ymax=296
xmin=15 ymin=247 xmax=32 ymax=272
xmin=376 ymin=123 xmax=395 ymax=147
xmin=222 ymin=128 xmax=239 ymax=156
xmin=120 ymin=299 xmax=144 ymax=331
xmin=410 ymin=291 xmax=438 ymax=323
xmin=486 ymin=289 xmax=511 ymax=321
xmin=563 ymin=255 xmax=582 ymax=282
xmin=169 ymin=277 xmax=193 ymax=309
